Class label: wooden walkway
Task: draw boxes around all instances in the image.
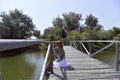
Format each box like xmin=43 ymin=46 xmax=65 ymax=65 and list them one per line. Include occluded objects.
xmin=49 ymin=46 xmax=120 ymax=80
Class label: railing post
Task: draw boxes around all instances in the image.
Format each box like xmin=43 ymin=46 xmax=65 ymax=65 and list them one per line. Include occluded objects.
xmin=73 ymin=42 xmax=77 ymax=49
xmin=70 ymin=41 xmax=72 ymax=46
xmin=62 ymin=39 xmax=67 ymax=46
xmin=79 ymin=41 xmax=83 ymax=51
xmin=49 ymin=42 xmax=54 ymax=74
xmin=88 ymin=42 xmax=92 ymax=55
xmin=115 ymin=42 xmax=119 ymax=71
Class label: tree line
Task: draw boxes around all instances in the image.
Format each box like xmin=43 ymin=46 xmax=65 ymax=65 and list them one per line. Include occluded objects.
xmin=0 ymin=9 xmax=120 ymax=41
xmin=0 ymin=9 xmax=41 ymax=39
xmin=42 ymin=12 xmax=120 ymax=41
xmin=0 ymin=9 xmax=120 ymax=53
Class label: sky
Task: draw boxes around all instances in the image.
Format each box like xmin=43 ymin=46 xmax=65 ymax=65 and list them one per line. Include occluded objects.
xmin=0 ymin=0 xmax=120 ymax=34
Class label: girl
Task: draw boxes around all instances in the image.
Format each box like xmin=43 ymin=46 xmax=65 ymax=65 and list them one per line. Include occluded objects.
xmin=53 ymin=41 xmax=69 ymax=68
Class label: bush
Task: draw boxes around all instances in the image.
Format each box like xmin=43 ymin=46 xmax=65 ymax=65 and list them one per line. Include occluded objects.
xmin=66 ymin=30 xmax=81 ymax=40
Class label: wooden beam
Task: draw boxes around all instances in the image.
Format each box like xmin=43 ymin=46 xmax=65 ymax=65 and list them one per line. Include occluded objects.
xmin=88 ymin=42 xmax=92 ymax=54
xmin=115 ymin=42 xmax=119 ymax=71
xmin=39 ymin=43 xmax=51 ymax=80
xmin=70 ymin=41 xmax=72 ymax=46
xmin=80 ymin=42 xmax=91 ymax=55
xmin=73 ymin=42 xmax=77 ymax=49
xmin=49 ymin=43 xmax=54 ymax=73
xmin=70 ymin=40 xmax=120 ymax=43
xmin=91 ymin=43 xmax=114 ymax=57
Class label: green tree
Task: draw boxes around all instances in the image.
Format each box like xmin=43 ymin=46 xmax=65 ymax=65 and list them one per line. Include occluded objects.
xmin=62 ymin=12 xmax=82 ymax=32
xmin=0 ymin=9 xmax=39 ymax=39
xmin=85 ymin=14 xmax=98 ymax=29
xmin=110 ymin=27 xmax=120 ymax=40
xmin=85 ymin=14 xmax=103 ymax=30
xmin=43 ymin=27 xmax=54 ymax=38
xmin=49 ymin=28 xmax=62 ymax=40
xmin=33 ymin=30 xmax=41 ymax=39
xmin=97 ymin=30 xmax=112 ymax=40
xmin=66 ymin=30 xmax=81 ymax=40
xmin=52 ymin=16 xmax=63 ymax=29
xmin=52 ymin=16 xmax=67 ymax=38
xmin=81 ymin=29 xmax=91 ymax=40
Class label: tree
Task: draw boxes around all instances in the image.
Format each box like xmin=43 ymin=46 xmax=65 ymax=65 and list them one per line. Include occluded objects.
xmin=43 ymin=26 xmax=66 ymax=41
xmin=43 ymin=27 xmax=54 ymax=38
xmin=52 ymin=16 xmax=67 ymax=38
xmin=85 ymin=14 xmax=98 ymax=30
xmin=0 ymin=9 xmax=39 ymax=39
xmin=44 ymin=27 xmax=60 ymax=40
xmin=110 ymin=27 xmax=120 ymax=40
xmin=84 ymin=14 xmax=103 ymax=39
xmin=66 ymin=30 xmax=81 ymax=40
xmin=33 ymin=30 xmax=41 ymax=39
xmin=52 ymin=16 xmax=63 ymax=29
xmin=62 ymin=12 xmax=82 ymax=32
xmin=60 ymin=28 xmax=67 ymax=38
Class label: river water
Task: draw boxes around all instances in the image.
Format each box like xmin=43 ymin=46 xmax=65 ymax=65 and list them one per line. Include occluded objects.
xmin=0 ymin=51 xmax=45 ymax=80
xmin=0 ymin=48 xmax=119 ymax=80
xmin=96 ymin=48 xmax=120 ymax=70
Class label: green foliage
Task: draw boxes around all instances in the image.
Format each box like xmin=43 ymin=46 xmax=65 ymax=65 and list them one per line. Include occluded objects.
xmin=85 ymin=14 xmax=98 ymax=29
xmin=39 ymin=43 xmax=48 ymax=51
xmin=113 ymin=34 xmax=120 ymax=40
xmin=52 ymin=16 xmax=63 ymax=29
xmin=85 ymin=14 xmax=103 ymax=30
xmin=97 ymin=30 xmax=112 ymax=40
xmin=52 ymin=16 xmax=67 ymax=38
xmin=81 ymin=31 xmax=91 ymax=40
xmin=0 ymin=9 xmax=40 ymax=39
xmin=66 ymin=30 xmax=81 ymax=40
xmin=43 ymin=27 xmax=63 ymax=41
xmin=33 ymin=30 xmax=41 ymax=39
xmin=80 ymin=28 xmax=98 ymax=40
xmin=62 ymin=12 xmax=82 ymax=32
xmin=110 ymin=27 xmax=120 ymax=40
xmin=43 ymin=12 xmax=83 ymax=40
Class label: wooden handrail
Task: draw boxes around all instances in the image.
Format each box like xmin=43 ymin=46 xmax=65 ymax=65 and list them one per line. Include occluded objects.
xmin=91 ymin=42 xmax=114 ymax=57
xmin=68 ymin=40 xmax=120 ymax=71
xmin=115 ymin=42 xmax=120 ymax=71
xmin=39 ymin=43 xmax=51 ymax=80
xmin=67 ymin=40 xmax=120 ymax=43
xmin=73 ymin=42 xmax=77 ymax=49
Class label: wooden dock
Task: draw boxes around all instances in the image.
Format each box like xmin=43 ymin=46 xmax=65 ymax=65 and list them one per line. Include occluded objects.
xmin=49 ymin=46 xmax=120 ymax=80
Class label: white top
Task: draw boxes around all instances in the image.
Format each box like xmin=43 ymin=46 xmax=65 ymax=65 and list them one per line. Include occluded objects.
xmin=53 ymin=58 xmax=69 ymax=68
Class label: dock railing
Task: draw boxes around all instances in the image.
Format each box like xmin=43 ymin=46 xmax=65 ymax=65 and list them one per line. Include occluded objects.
xmin=67 ymin=40 xmax=120 ymax=71
xmin=39 ymin=42 xmax=54 ymax=80
xmin=39 ymin=40 xmax=120 ymax=80
xmin=39 ymin=41 xmax=54 ymax=80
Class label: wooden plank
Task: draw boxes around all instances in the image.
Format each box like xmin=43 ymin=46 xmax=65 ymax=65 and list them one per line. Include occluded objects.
xmin=115 ymin=42 xmax=120 ymax=71
xmin=49 ymin=46 xmax=120 ymax=80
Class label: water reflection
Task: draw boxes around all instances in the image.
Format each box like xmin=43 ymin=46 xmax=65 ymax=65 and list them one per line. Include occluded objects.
xmin=33 ymin=55 xmax=44 ymax=80
xmin=96 ymin=50 xmax=117 ymax=69
xmin=25 ymin=54 xmax=40 ymax=66
xmin=0 ymin=51 xmax=44 ymax=80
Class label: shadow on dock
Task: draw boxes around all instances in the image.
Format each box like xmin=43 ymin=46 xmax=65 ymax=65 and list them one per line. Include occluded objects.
xmin=52 ymin=65 xmax=75 ymax=80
